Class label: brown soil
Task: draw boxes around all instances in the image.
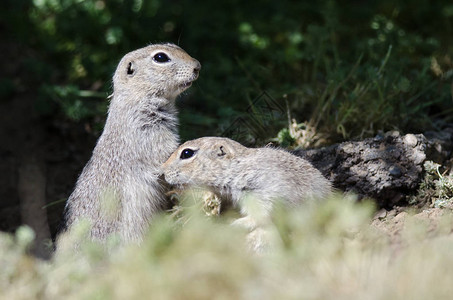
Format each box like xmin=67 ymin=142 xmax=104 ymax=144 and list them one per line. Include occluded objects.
xmin=371 ymin=206 xmax=453 ymax=250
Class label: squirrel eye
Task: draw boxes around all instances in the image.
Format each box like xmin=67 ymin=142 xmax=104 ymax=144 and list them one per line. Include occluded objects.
xmin=153 ymin=52 xmax=171 ymax=63
xmin=180 ymin=148 xmax=196 ymax=159
xmin=127 ymin=62 xmax=135 ymax=75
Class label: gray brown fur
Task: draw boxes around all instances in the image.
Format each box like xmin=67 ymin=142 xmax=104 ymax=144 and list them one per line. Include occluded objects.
xmin=60 ymin=43 xmax=200 ymax=244
xmin=162 ymin=137 xmax=332 ymax=231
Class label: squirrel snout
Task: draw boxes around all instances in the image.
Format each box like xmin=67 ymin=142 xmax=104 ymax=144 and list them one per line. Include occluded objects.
xmin=193 ymin=60 xmax=201 ymax=75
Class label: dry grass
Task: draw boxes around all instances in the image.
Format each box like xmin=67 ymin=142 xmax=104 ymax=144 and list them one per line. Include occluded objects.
xmin=1 ymin=194 xmax=453 ymax=300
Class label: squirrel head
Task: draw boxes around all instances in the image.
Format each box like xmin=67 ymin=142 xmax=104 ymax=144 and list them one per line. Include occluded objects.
xmin=112 ymin=43 xmax=201 ymax=102
xmin=162 ymin=137 xmax=246 ymax=186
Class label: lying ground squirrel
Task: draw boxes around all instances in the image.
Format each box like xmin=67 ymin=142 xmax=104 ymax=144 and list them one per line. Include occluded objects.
xmin=59 ymin=43 xmax=200 ymax=244
xmin=162 ymin=137 xmax=332 ymax=250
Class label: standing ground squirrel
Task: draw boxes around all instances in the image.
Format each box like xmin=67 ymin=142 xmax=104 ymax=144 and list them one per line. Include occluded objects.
xmin=162 ymin=137 xmax=332 ymax=244
xmin=59 ymin=43 xmax=200 ymax=244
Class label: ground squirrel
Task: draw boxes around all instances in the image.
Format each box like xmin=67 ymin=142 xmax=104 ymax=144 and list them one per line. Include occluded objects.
xmin=59 ymin=43 xmax=200 ymax=244
xmin=162 ymin=137 xmax=332 ymax=250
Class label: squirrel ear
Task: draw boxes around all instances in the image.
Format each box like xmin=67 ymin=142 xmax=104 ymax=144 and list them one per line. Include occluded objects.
xmin=217 ymin=145 xmax=227 ymax=157
xmin=216 ymin=143 xmax=235 ymax=158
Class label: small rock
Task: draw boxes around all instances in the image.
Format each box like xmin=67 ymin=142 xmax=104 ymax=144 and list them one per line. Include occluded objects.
xmin=403 ymin=134 xmax=418 ymax=147
xmin=389 ymin=165 xmax=402 ymax=177
xmin=434 ymin=142 xmax=443 ymax=154
xmin=393 ymin=212 xmax=408 ymax=224
xmin=412 ymin=151 xmax=426 ymax=165
xmin=374 ymin=209 xmax=388 ymax=220
xmin=386 ymin=131 xmax=401 ymax=138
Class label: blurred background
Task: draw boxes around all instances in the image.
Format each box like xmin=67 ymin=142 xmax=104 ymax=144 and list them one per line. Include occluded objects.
xmin=1 ymin=0 xmax=452 ymax=238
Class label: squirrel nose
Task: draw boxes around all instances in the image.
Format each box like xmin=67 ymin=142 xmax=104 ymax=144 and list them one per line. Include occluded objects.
xmin=193 ymin=60 xmax=201 ymax=75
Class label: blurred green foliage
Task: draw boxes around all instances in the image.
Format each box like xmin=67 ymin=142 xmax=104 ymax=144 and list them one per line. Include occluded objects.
xmin=2 ymin=0 xmax=453 ymax=143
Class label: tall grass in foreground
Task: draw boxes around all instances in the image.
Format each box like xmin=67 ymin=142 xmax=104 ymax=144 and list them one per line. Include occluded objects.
xmin=1 ymin=195 xmax=453 ymax=299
